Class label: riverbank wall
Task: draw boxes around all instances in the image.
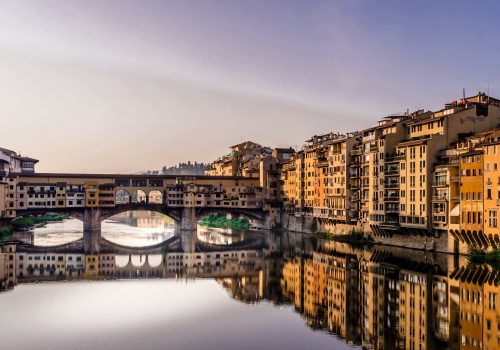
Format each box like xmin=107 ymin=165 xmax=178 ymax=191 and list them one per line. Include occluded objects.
xmin=280 ymin=213 xmax=450 ymax=253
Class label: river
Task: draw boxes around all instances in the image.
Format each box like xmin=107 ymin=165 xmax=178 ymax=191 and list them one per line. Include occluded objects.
xmin=0 ymin=211 xmax=498 ymax=350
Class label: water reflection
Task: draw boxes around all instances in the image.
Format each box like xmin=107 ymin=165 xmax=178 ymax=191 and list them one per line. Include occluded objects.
xmin=102 ymin=211 xmax=175 ymax=247
xmin=197 ymin=227 xmax=246 ymax=245
xmin=26 ymin=211 xmax=175 ymax=247
xmin=0 ymin=230 xmax=499 ymax=350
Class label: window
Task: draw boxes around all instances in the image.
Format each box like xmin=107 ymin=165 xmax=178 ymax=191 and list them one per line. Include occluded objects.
xmin=489 ymin=210 xmax=497 ymax=228
xmin=488 ymin=293 xmax=497 ymax=310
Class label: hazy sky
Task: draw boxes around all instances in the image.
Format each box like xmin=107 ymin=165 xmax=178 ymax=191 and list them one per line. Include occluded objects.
xmin=1 ymin=0 xmax=499 ymax=173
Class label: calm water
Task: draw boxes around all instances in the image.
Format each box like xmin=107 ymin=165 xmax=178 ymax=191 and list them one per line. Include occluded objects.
xmin=32 ymin=211 xmax=175 ymax=247
xmin=1 ymin=211 xmax=499 ymax=350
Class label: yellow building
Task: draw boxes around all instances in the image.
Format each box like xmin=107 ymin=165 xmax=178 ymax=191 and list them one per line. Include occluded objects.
xmin=84 ymin=254 xmax=99 ymax=278
xmin=84 ymin=181 xmax=100 ymax=207
xmin=326 ymin=134 xmax=358 ymax=224
xmin=205 ymin=141 xmax=271 ymax=177
xmin=483 ymin=140 xmax=500 ymax=247
xmin=399 ymin=94 xmax=500 ymax=236
xmin=459 ymin=151 xmax=484 ymax=241
xmin=280 ymin=257 xmax=303 ymax=311
xmin=398 ymin=270 xmax=430 ymax=350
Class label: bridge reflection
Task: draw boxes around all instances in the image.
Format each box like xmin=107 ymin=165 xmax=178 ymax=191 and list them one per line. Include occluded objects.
xmin=0 ymin=232 xmax=498 ymax=350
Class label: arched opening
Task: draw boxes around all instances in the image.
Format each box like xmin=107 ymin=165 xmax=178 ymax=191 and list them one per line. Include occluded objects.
xmin=130 ymin=255 xmax=146 ymax=267
xmin=489 ymin=234 xmax=495 ymax=246
xmin=148 ymin=190 xmax=163 ymax=204
xmin=116 ymin=189 xmax=130 ymax=205
xmin=30 ymin=215 xmax=83 ymax=247
xmin=131 ymin=190 xmax=147 ymax=204
xmin=115 ymin=255 xmax=130 ymax=268
xmin=148 ymin=254 xmax=163 ymax=267
xmin=102 ymin=210 xmax=175 ymax=247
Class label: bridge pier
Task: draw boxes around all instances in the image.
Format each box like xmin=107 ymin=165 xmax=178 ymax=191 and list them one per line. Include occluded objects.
xmin=83 ymin=208 xmax=101 ymax=254
xmin=180 ymin=207 xmax=197 ymax=231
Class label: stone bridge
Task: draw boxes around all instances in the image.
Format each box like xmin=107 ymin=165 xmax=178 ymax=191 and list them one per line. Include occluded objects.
xmin=14 ymin=229 xmax=270 ymax=255
xmin=18 ymin=203 xmax=269 ymax=253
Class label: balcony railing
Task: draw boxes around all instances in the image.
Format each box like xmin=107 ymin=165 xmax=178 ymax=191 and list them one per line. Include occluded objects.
xmin=362 ymin=134 xmax=375 ymax=142
xmin=432 ymin=180 xmax=449 ymax=187
xmin=385 ymin=154 xmax=405 ymax=163
xmin=432 ymin=208 xmax=447 ymax=214
xmin=384 ymin=168 xmax=399 ymax=175
xmin=385 ymin=206 xmax=399 ymax=213
xmin=432 ymin=195 xmax=448 ymax=201
xmin=384 ymin=182 xmax=399 ymax=189
xmin=384 ymin=195 xmax=400 ymax=202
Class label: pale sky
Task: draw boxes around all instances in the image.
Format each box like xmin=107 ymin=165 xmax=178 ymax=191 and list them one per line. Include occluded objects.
xmin=1 ymin=0 xmax=499 ymax=173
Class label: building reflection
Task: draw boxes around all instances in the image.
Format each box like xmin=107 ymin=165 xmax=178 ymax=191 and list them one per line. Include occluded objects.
xmin=278 ymin=234 xmax=499 ymax=350
xmin=0 ymin=233 xmax=499 ymax=350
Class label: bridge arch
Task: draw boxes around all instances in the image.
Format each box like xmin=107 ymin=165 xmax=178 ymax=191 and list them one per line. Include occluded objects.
xmin=148 ymin=254 xmax=163 ymax=267
xmin=115 ymin=255 xmax=130 ymax=268
xmin=130 ymin=254 xmax=147 ymax=267
xmin=148 ymin=190 xmax=163 ymax=204
xmin=131 ymin=190 xmax=147 ymax=204
xmin=116 ymin=189 xmax=131 ymax=205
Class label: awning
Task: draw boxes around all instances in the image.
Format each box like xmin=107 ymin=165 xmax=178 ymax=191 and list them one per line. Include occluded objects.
xmin=449 ymin=204 xmax=460 ymax=217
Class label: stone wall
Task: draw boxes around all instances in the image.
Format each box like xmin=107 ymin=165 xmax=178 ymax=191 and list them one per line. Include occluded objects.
xmin=280 ymin=213 xmax=451 ymax=253
xmin=369 ymin=234 xmax=449 ymax=254
xmin=280 ymin=213 xmax=364 ymax=235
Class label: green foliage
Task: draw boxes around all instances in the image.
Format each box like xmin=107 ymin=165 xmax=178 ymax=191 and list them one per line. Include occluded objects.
xmin=467 ymin=245 xmax=500 ymax=270
xmin=198 ymin=214 xmax=250 ymax=230
xmin=0 ymin=226 xmax=13 ymax=241
xmin=11 ymin=214 xmax=68 ymax=230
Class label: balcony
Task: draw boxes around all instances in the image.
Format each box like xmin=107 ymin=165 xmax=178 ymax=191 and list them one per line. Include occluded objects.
xmin=384 ymin=195 xmax=400 ymax=202
xmin=432 ymin=208 xmax=447 ymax=215
xmin=384 ymin=168 xmax=399 ymax=175
xmin=432 ymin=180 xmax=449 ymax=187
xmin=450 ymin=176 xmax=459 ymax=182
xmin=350 ymin=149 xmax=362 ymax=156
xmin=432 ymin=194 xmax=448 ymax=201
xmin=385 ymin=154 xmax=405 ymax=163
xmin=385 ymin=206 xmax=399 ymax=213
xmin=362 ymin=134 xmax=375 ymax=142
xmin=384 ymin=182 xmax=399 ymax=189
xmin=350 ymin=194 xmax=359 ymax=202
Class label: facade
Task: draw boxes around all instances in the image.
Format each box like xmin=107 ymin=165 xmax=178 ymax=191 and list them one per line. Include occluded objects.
xmin=277 ymin=92 xmax=500 ymax=253
xmin=205 ymin=141 xmax=272 ymax=177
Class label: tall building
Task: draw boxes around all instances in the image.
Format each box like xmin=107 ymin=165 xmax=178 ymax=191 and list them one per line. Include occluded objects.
xmin=397 ymin=93 xmax=500 ymax=236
